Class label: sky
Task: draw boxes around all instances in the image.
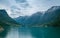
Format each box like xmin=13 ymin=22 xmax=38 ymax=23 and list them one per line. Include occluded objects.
xmin=0 ymin=0 xmax=60 ymax=18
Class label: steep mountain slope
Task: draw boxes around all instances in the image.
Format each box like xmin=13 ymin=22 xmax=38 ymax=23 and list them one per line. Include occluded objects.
xmin=14 ymin=16 xmax=29 ymax=25
xmin=15 ymin=12 xmax=43 ymax=26
xmin=24 ymin=12 xmax=43 ymax=25
xmin=0 ymin=9 xmax=20 ymax=38
xmin=15 ymin=6 xmax=60 ymax=27
xmin=42 ymin=6 xmax=60 ymax=26
xmin=0 ymin=10 xmax=20 ymax=26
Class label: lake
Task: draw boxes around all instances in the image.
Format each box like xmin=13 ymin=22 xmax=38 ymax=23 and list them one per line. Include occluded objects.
xmin=1 ymin=27 xmax=60 ymax=38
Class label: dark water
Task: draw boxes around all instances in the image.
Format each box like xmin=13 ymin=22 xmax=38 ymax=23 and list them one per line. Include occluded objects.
xmin=1 ymin=27 xmax=60 ymax=38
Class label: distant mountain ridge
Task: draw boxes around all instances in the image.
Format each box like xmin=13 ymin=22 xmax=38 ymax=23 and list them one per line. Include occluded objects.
xmin=14 ymin=16 xmax=29 ymax=25
xmin=15 ymin=6 xmax=60 ymax=27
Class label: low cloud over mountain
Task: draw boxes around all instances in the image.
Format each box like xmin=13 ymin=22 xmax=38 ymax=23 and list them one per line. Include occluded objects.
xmin=15 ymin=6 xmax=60 ymax=27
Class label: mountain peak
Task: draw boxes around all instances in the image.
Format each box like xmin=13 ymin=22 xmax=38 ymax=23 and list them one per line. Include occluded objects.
xmin=0 ymin=9 xmax=9 ymax=17
xmin=0 ymin=9 xmax=7 ymax=13
xmin=52 ymin=6 xmax=60 ymax=8
xmin=51 ymin=6 xmax=60 ymax=10
xmin=46 ymin=6 xmax=60 ymax=12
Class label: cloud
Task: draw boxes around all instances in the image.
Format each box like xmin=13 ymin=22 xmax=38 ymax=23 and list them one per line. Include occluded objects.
xmin=0 ymin=0 xmax=9 ymax=5
xmin=15 ymin=0 xmax=30 ymax=8
xmin=27 ymin=0 xmax=60 ymax=11
xmin=0 ymin=0 xmax=60 ymax=18
xmin=15 ymin=0 xmax=26 ymax=3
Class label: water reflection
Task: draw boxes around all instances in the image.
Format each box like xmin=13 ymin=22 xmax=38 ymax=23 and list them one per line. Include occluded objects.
xmin=30 ymin=27 xmax=60 ymax=38
xmin=0 ymin=24 xmax=10 ymax=38
xmin=6 ymin=27 xmax=19 ymax=38
xmin=18 ymin=27 xmax=34 ymax=38
xmin=1 ymin=27 xmax=60 ymax=38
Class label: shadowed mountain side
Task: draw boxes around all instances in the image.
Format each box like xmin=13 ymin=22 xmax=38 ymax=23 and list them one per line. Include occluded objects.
xmin=14 ymin=12 xmax=43 ymax=27
xmin=41 ymin=6 xmax=60 ymax=27
xmin=0 ymin=10 xmax=20 ymax=26
xmin=14 ymin=16 xmax=29 ymax=25
xmin=15 ymin=6 xmax=60 ymax=27
xmin=0 ymin=9 xmax=20 ymax=38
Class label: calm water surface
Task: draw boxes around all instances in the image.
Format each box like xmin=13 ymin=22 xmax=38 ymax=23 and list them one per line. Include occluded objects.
xmin=5 ymin=27 xmax=60 ymax=38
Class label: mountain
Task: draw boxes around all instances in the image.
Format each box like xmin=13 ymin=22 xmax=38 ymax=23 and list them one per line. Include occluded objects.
xmin=0 ymin=9 xmax=20 ymax=26
xmin=0 ymin=9 xmax=20 ymax=38
xmin=15 ymin=6 xmax=60 ymax=27
xmin=23 ymin=12 xmax=43 ymax=25
xmin=42 ymin=6 xmax=60 ymax=27
xmin=14 ymin=16 xmax=29 ymax=25
xmin=15 ymin=12 xmax=43 ymax=26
